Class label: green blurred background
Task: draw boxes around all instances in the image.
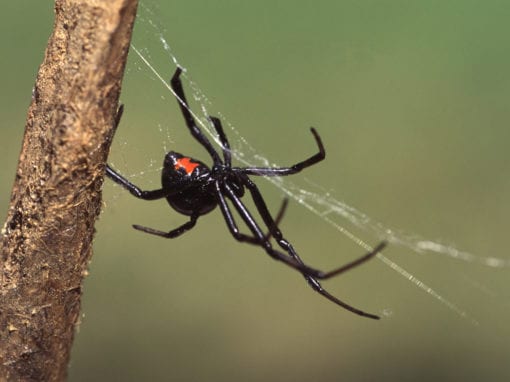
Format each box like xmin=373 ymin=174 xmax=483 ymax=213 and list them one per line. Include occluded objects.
xmin=2 ymin=1 xmax=510 ymax=381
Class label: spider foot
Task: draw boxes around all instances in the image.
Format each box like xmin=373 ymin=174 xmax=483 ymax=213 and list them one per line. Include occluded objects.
xmin=171 ymin=66 xmax=184 ymax=83
xmin=305 ymin=276 xmax=380 ymax=320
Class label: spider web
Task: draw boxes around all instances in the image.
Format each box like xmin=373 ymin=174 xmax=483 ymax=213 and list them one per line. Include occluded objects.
xmin=111 ymin=1 xmax=510 ymax=325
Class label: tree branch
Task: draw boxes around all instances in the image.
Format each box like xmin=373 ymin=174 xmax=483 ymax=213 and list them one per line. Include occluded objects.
xmin=0 ymin=0 xmax=138 ymax=380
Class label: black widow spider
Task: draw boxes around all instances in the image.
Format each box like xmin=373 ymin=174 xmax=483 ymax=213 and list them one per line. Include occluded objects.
xmin=105 ymin=67 xmax=387 ymax=319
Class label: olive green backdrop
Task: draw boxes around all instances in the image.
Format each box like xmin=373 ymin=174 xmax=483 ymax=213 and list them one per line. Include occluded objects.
xmin=2 ymin=1 xmax=509 ymax=381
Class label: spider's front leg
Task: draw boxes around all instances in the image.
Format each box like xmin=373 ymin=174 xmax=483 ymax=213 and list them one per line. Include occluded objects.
xmin=170 ymin=68 xmax=222 ymax=164
xmin=208 ymin=116 xmax=232 ymax=167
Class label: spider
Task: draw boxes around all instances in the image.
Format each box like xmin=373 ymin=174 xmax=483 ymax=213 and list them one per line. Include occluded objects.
xmin=105 ymin=67 xmax=387 ymax=319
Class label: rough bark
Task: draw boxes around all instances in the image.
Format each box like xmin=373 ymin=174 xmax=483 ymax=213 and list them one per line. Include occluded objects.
xmin=0 ymin=0 xmax=138 ymax=380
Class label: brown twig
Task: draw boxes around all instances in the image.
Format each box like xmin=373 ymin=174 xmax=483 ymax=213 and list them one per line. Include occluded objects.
xmin=0 ymin=0 xmax=138 ymax=380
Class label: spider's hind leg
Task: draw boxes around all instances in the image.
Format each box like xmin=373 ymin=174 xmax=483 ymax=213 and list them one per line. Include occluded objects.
xmin=132 ymin=213 xmax=199 ymax=239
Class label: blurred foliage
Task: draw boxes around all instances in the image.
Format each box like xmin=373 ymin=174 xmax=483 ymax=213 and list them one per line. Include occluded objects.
xmin=1 ymin=1 xmax=510 ymax=381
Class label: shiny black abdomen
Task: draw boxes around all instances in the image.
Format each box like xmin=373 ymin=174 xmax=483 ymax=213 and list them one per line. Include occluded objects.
xmin=162 ymin=151 xmax=217 ymax=216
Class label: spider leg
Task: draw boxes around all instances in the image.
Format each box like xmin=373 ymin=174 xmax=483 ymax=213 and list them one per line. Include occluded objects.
xmin=170 ymin=68 xmax=222 ymax=164
xmin=238 ymin=128 xmax=325 ymax=176
xmin=236 ymin=174 xmax=307 ymax=259
xmin=298 ymin=242 xmax=385 ymax=318
xmin=132 ymin=213 xmax=199 ymax=239
xmin=304 ymin=277 xmax=380 ymax=319
xmin=106 ymin=103 xmax=124 ymax=144
xmin=263 ymin=198 xmax=288 ymax=241
xmin=214 ymin=182 xmax=306 ymax=265
xmin=214 ymin=184 xmax=273 ymax=245
xmin=209 ymin=116 xmax=231 ymax=167
xmin=206 ymin=114 xmax=288 ymax=238
xmin=105 ymin=166 xmax=168 ymax=200
xmin=226 ymin=176 xmax=386 ymax=318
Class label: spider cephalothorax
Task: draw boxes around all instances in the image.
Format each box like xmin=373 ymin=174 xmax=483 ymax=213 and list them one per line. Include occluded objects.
xmin=106 ymin=67 xmax=386 ymax=319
